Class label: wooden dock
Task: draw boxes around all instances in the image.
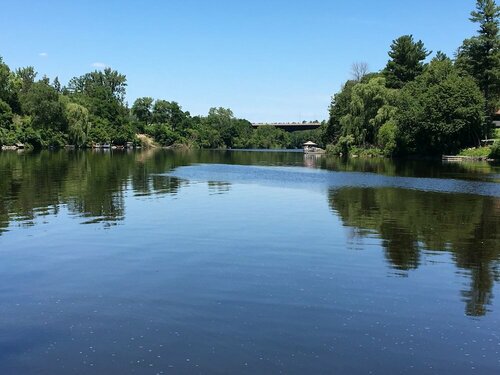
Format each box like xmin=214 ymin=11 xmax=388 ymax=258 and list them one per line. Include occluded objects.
xmin=442 ymin=155 xmax=493 ymax=162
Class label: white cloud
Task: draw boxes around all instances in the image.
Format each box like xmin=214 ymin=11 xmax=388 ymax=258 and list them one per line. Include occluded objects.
xmin=91 ymin=62 xmax=108 ymax=69
xmin=39 ymin=52 xmax=48 ymax=57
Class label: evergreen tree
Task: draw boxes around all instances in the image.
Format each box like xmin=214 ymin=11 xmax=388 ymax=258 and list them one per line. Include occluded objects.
xmin=383 ymin=35 xmax=431 ymax=88
xmin=53 ymin=76 xmax=61 ymax=92
xmin=456 ymin=0 xmax=500 ymax=125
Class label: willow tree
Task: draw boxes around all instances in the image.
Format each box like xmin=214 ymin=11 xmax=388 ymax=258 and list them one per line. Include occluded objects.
xmin=66 ymin=102 xmax=91 ymax=147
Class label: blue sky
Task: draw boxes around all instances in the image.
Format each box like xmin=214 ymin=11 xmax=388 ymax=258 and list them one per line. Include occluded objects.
xmin=0 ymin=0 xmax=477 ymax=122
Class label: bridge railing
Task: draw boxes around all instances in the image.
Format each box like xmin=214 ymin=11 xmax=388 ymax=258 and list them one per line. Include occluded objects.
xmin=251 ymin=122 xmax=321 ymax=126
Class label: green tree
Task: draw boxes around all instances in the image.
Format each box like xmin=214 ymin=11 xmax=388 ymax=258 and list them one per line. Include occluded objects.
xmin=21 ymin=81 xmax=67 ymax=132
xmin=339 ymin=76 xmax=397 ymax=145
xmin=15 ymin=66 xmax=37 ymax=95
xmin=66 ymin=102 xmax=91 ymax=147
xmin=206 ymin=107 xmax=235 ymax=147
xmin=0 ymin=57 xmax=11 ymax=103
xmin=325 ymin=80 xmax=357 ymax=144
xmin=0 ymin=99 xmax=13 ymax=130
xmin=53 ymin=76 xmax=61 ymax=93
xmin=151 ymin=100 xmax=189 ymax=130
xmin=0 ymin=57 xmax=20 ymax=113
xmin=249 ymin=126 xmax=290 ymax=149
xmin=131 ymin=97 xmax=154 ymax=128
xmin=397 ymin=59 xmax=485 ymax=154
xmin=68 ymin=68 xmax=127 ymax=102
xmin=68 ymin=68 xmax=128 ymax=125
xmin=383 ymin=35 xmax=431 ymax=88
xmin=456 ymin=0 xmax=500 ymax=126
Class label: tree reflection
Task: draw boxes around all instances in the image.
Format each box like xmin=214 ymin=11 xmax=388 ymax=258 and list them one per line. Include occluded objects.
xmin=1 ymin=150 xmax=498 ymax=317
xmin=0 ymin=149 xmax=307 ymax=234
xmin=0 ymin=150 xmax=184 ymax=231
xmin=328 ymin=187 xmax=500 ymax=316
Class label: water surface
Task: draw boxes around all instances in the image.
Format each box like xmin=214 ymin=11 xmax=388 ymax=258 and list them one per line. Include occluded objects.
xmin=0 ymin=150 xmax=499 ymax=374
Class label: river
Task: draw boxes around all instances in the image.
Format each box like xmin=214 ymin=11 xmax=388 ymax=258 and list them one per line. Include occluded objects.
xmin=0 ymin=149 xmax=499 ymax=374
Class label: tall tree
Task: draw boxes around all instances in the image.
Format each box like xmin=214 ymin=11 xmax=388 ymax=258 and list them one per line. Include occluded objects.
xmin=21 ymin=81 xmax=67 ymax=131
xmin=53 ymin=76 xmax=61 ymax=93
xmin=152 ymin=100 xmax=188 ymax=130
xmin=0 ymin=57 xmax=11 ymax=103
xmin=383 ymin=35 xmax=431 ymax=88
xmin=66 ymin=102 xmax=91 ymax=147
xmin=68 ymin=68 xmax=127 ymax=103
xmin=397 ymin=59 xmax=485 ymax=154
xmin=67 ymin=68 xmax=128 ymax=128
xmin=325 ymin=80 xmax=357 ymax=144
xmin=456 ymin=0 xmax=500 ymax=124
xmin=339 ymin=76 xmax=396 ymax=145
xmin=131 ymin=97 xmax=154 ymax=126
xmin=15 ymin=66 xmax=37 ymax=94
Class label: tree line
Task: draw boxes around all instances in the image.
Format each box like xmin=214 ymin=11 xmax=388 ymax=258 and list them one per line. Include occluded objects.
xmin=324 ymin=0 xmax=500 ymax=159
xmin=0 ymin=59 xmax=318 ymax=150
xmin=1 ymin=0 xmax=499 ymax=157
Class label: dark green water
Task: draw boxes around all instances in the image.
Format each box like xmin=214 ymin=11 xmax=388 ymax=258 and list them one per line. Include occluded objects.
xmin=0 ymin=149 xmax=499 ymax=374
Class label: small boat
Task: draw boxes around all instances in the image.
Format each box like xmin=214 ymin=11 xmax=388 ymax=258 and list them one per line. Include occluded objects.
xmin=303 ymin=141 xmax=325 ymax=154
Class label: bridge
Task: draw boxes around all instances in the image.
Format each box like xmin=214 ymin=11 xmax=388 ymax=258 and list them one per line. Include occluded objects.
xmin=251 ymin=122 xmax=322 ymax=132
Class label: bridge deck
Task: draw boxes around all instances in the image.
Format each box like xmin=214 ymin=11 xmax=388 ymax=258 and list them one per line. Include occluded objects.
xmin=251 ymin=123 xmax=321 ymax=132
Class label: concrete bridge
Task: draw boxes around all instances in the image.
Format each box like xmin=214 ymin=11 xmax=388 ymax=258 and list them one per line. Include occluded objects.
xmin=251 ymin=122 xmax=322 ymax=132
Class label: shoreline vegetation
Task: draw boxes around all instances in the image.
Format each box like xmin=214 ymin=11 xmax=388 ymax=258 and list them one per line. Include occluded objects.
xmin=1 ymin=1 xmax=500 ymax=161
xmin=323 ymin=0 xmax=500 ymax=161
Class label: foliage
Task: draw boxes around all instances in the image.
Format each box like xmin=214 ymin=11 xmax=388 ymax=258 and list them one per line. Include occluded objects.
xmin=65 ymin=102 xmax=91 ymax=147
xmin=326 ymin=10 xmax=492 ymax=159
xmin=248 ymin=126 xmax=290 ymax=149
xmin=0 ymin=99 xmax=13 ymax=128
xmin=326 ymin=135 xmax=355 ymax=156
xmin=152 ymin=100 xmax=190 ymax=131
xmin=383 ymin=35 xmax=431 ymax=89
xmin=289 ymin=127 xmax=324 ymax=149
xmin=377 ymin=120 xmax=398 ymax=156
xmin=456 ymin=0 xmax=500 ymax=119
xmin=145 ymin=123 xmax=183 ymax=146
xmin=349 ymin=146 xmax=384 ymax=158
xmin=0 ymin=57 xmax=13 ymax=105
xmin=325 ymin=80 xmax=357 ymax=144
xmin=396 ymin=59 xmax=485 ymax=155
xmin=68 ymin=68 xmax=129 ymax=131
xmin=458 ymin=146 xmax=492 ymax=157
xmin=2 ymin=1 xmax=499 ymax=154
xmin=131 ymin=97 xmax=153 ymax=131
xmin=489 ymin=140 xmax=500 ymax=158
xmin=339 ymin=76 xmax=397 ymax=145
xmin=20 ymin=81 xmax=67 ymax=132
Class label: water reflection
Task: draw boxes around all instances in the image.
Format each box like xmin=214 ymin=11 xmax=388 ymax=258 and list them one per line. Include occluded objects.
xmin=313 ymin=155 xmax=500 ymax=183
xmin=328 ymin=187 xmax=500 ymax=316
xmin=0 ymin=149 xmax=499 ymax=318
xmin=0 ymin=150 xmax=312 ymax=233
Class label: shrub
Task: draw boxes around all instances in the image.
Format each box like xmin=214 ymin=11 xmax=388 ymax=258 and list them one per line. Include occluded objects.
xmin=327 ymin=135 xmax=355 ymax=156
xmin=377 ymin=120 xmax=397 ymax=156
xmin=489 ymin=141 xmax=500 ymax=160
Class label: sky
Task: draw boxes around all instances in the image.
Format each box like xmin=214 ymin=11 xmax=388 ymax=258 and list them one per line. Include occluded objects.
xmin=0 ymin=0 xmax=478 ymax=122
